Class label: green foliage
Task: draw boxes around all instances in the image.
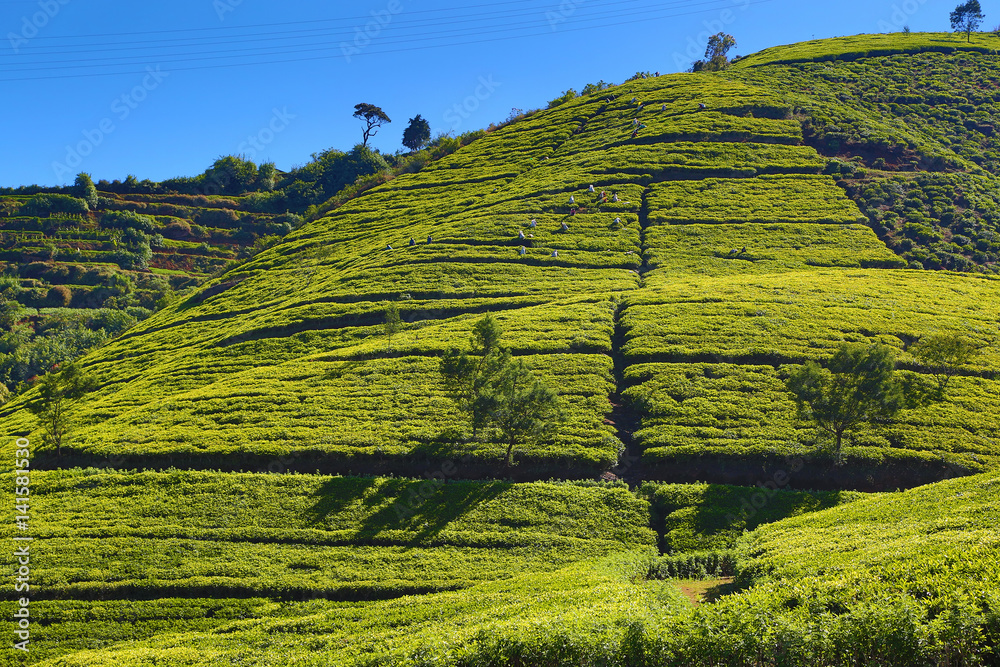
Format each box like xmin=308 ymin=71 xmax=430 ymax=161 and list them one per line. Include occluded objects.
xmin=732 ymin=31 xmax=1000 ymax=68
xmin=440 ymin=315 xmax=564 ymax=465
xmin=547 ymin=89 xmax=578 ymax=109
xmin=256 ymin=161 xmax=278 ymax=191
xmin=440 ymin=314 xmax=513 ymax=439
xmin=0 ymin=309 xmax=134 ymax=393
xmin=402 ymin=114 xmax=431 ymax=151
xmin=487 ymin=358 xmax=563 ymax=466
xmin=692 ymin=32 xmax=737 ymax=72
xmin=847 ymin=172 xmax=1000 ymax=273
xmin=641 ymin=481 xmax=864 ymax=552
xmin=581 ymin=80 xmax=610 ymax=96
xmin=25 ymin=361 xmax=97 ymax=455
xmin=647 ymin=175 xmax=863 ymax=225
xmin=0 ymin=471 xmax=654 ymax=612
xmin=354 ymin=102 xmax=392 ymax=146
xmin=383 ymin=300 xmax=402 ymax=351
xmin=786 ymin=343 xmax=903 ymax=459
xmin=21 ymin=193 xmax=89 ymax=216
xmin=911 ymin=332 xmax=981 ymax=392
xmin=951 ymin=1 xmax=985 ymax=42
xmin=73 ymin=172 xmax=98 ymax=208
xmin=203 ymin=155 xmax=259 ymax=195
xmin=100 ymin=209 xmax=155 ymax=232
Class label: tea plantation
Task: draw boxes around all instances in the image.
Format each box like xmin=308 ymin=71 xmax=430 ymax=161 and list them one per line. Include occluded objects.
xmin=3 ymin=32 xmax=1000 ymax=665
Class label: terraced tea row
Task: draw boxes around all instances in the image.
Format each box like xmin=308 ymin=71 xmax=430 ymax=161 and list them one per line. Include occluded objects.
xmin=0 ymin=471 xmax=653 ymax=601
xmin=13 ymin=470 xmax=998 ymax=666
xmin=3 ymin=44 xmax=998 ymax=484
xmin=620 ymin=269 xmax=1000 ymax=482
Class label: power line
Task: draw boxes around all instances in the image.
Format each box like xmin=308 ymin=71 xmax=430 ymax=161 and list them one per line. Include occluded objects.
xmin=0 ymin=0 xmax=711 ymax=56
xmin=0 ymin=0 xmax=773 ymax=82
xmin=2 ymin=0 xmax=745 ymax=70
xmin=3 ymin=0 xmax=609 ymax=39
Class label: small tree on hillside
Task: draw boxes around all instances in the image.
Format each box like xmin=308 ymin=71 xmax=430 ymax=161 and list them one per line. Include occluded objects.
xmin=786 ymin=343 xmax=903 ymax=462
xmin=484 ymin=359 xmax=562 ymax=467
xmin=911 ymin=332 xmax=980 ymax=394
xmin=402 ymin=115 xmax=431 ymax=152
xmin=951 ymin=0 xmax=985 ymax=42
xmin=353 ymin=103 xmax=392 ymax=147
xmin=384 ymin=301 xmax=402 ymax=351
xmin=440 ymin=315 xmax=510 ymax=439
xmin=27 ymin=362 xmax=97 ymax=456
xmin=256 ymin=162 xmax=278 ymax=191
xmin=440 ymin=316 xmax=562 ymax=466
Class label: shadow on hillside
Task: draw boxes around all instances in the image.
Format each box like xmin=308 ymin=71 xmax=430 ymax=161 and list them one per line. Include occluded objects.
xmin=305 ymin=474 xmax=509 ymax=547
xmin=702 ymin=578 xmax=739 ymax=603
xmin=663 ymin=480 xmax=853 ymax=553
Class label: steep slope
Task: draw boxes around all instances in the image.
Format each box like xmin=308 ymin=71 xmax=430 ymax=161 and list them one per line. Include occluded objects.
xmin=4 ymin=33 xmax=1000 ymax=666
xmin=4 ymin=43 xmax=1000 ymax=487
xmin=732 ymin=34 xmax=1000 ymax=273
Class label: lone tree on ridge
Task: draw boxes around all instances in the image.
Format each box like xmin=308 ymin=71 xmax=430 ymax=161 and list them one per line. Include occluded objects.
xmin=951 ymin=1 xmax=985 ymax=42
xmin=353 ymin=103 xmax=392 ymax=147
xmin=692 ymin=33 xmax=737 ymax=71
xmin=402 ymin=115 xmax=431 ymax=152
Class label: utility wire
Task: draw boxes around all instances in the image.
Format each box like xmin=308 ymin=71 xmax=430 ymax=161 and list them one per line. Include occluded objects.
xmin=2 ymin=0 xmax=750 ymax=69
xmin=0 ymin=0 xmax=775 ymax=82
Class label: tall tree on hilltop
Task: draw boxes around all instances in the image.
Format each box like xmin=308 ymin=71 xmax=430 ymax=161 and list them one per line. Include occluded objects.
xmin=951 ymin=1 xmax=985 ymax=42
xmin=402 ymin=115 xmax=431 ymax=152
xmin=353 ymin=103 xmax=391 ymax=147
xmin=73 ymin=172 xmax=98 ymax=209
xmin=692 ymin=33 xmax=737 ymax=71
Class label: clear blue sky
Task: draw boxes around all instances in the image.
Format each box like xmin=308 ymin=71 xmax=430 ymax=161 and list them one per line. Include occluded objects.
xmin=0 ymin=0 xmax=980 ymax=187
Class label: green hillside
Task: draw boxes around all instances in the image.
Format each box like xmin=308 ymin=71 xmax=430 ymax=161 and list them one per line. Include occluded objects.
xmin=6 ymin=471 xmax=996 ymax=665
xmin=3 ymin=32 xmax=1000 ymax=665
xmin=5 ymin=38 xmax=999 ymax=484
